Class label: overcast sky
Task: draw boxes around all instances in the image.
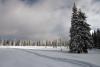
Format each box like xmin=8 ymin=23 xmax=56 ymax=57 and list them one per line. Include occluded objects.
xmin=0 ymin=0 xmax=100 ymax=40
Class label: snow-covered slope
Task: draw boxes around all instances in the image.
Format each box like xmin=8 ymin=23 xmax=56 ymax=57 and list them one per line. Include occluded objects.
xmin=26 ymin=49 xmax=100 ymax=66
xmin=0 ymin=46 xmax=100 ymax=67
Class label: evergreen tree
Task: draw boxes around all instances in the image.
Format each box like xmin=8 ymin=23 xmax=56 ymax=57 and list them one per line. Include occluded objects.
xmin=96 ymin=29 xmax=100 ymax=48
xmin=78 ymin=9 xmax=93 ymax=51
xmin=92 ymin=29 xmax=100 ymax=48
xmin=69 ymin=3 xmax=79 ymax=53
xmin=69 ymin=3 xmax=93 ymax=53
xmin=92 ymin=30 xmax=97 ymax=48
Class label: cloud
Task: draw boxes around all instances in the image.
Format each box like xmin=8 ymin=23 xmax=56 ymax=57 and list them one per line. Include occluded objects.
xmin=0 ymin=0 xmax=100 ymax=40
xmin=76 ymin=0 xmax=100 ymax=29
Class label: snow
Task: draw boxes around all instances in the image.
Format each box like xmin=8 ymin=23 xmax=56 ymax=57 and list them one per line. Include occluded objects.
xmin=90 ymin=30 xmax=94 ymax=34
xmin=0 ymin=46 xmax=68 ymax=51
xmin=0 ymin=46 xmax=100 ymax=67
xmin=22 ymin=48 xmax=100 ymax=66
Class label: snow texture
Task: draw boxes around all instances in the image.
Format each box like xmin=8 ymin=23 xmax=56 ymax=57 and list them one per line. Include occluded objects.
xmin=0 ymin=46 xmax=100 ymax=67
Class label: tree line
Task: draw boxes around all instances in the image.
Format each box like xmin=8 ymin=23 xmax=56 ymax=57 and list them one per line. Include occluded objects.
xmin=0 ymin=39 xmax=68 ymax=47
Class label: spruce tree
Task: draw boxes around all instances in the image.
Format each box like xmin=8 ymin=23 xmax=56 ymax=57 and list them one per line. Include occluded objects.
xmin=78 ymin=9 xmax=93 ymax=52
xmin=69 ymin=3 xmax=93 ymax=53
xmin=92 ymin=29 xmax=100 ymax=48
xmin=96 ymin=29 xmax=100 ymax=48
xmin=69 ymin=3 xmax=79 ymax=53
xmin=92 ymin=30 xmax=97 ymax=48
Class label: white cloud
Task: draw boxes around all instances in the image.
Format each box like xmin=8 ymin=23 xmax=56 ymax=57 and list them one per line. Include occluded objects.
xmin=0 ymin=0 xmax=100 ymax=40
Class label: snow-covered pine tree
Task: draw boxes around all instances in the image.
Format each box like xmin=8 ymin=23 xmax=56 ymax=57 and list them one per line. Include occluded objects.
xmin=77 ymin=9 xmax=93 ymax=53
xmin=69 ymin=3 xmax=93 ymax=53
xmin=69 ymin=3 xmax=79 ymax=53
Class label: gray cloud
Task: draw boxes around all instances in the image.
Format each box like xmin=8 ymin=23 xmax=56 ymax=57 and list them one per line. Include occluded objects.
xmin=0 ymin=0 xmax=100 ymax=40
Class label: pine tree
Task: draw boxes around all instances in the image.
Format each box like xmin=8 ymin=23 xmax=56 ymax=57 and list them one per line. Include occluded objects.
xmin=69 ymin=3 xmax=93 ymax=53
xmin=96 ymin=29 xmax=100 ymax=48
xmin=69 ymin=3 xmax=79 ymax=53
xmin=92 ymin=30 xmax=97 ymax=48
xmin=92 ymin=29 xmax=100 ymax=48
xmin=78 ymin=9 xmax=93 ymax=51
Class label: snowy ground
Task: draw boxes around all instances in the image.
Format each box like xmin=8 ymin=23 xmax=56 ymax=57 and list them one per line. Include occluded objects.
xmin=0 ymin=46 xmax=100 ymax=67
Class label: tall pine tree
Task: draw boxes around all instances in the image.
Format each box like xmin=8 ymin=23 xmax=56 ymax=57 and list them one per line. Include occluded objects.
xmin=92 ymin=29 xmax=100 ymax=48
xmin=69 ymin=3 xmax=79 ymax=53
xmin=69 ymin=3 xmax=93 ymax=53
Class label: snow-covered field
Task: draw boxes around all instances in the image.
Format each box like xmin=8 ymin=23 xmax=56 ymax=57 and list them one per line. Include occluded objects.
xmin=0 ymin=46 xmax=100 ymax=67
